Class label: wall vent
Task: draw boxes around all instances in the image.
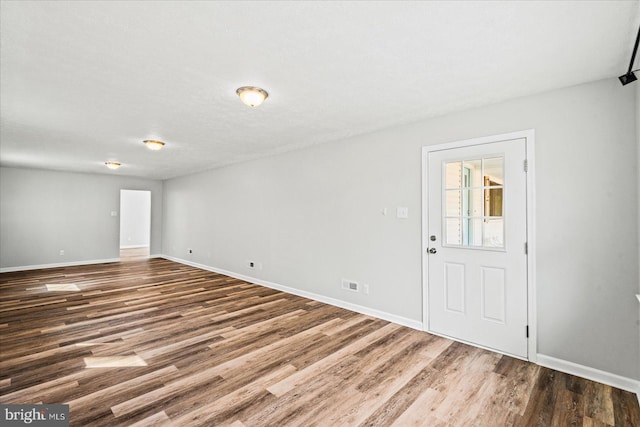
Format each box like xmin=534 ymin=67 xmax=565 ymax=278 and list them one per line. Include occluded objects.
xmin=341 ymin=279 xmax=359 ymax=292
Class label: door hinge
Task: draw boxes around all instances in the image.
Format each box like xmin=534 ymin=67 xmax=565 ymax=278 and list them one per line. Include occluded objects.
xmin=524 ymin=159 xmax=528 ymax=172
xmin=524 ymin=242 xmax=528 ymax=254
xmin=526 ymin=325 xmax=529 ymax=338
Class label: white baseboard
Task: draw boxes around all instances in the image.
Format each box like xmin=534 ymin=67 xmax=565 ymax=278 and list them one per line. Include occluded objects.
xmin=161 ymin=255 xmax=423 ymax=331
xmin=537 ymin=354 xmax=640 ymax=394
xmin=0 ymin=258 xmax=121 ymax=273
xmin=119 ymin=245 xmax=150 ymax=249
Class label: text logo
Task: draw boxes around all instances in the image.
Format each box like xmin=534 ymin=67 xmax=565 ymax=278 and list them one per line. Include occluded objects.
xmin=1 ymin=405 xmax=69 ymax=426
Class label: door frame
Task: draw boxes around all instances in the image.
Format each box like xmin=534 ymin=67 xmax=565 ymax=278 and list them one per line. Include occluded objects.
xmin=119 ymin=189 xmax=152 ymax=257
xmin=421 ymin=129 xmax=537 ymax=361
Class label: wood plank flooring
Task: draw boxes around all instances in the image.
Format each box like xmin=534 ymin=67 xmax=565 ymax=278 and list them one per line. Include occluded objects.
xmin=120 ymin=247 xmax=150 ymax=262
xmin=1 ymin=258 xmax=638 ymax=426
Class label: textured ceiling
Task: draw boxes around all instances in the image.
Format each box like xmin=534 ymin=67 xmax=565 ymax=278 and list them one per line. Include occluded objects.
xmin=1 ymin=1 xmax=639 ymax=180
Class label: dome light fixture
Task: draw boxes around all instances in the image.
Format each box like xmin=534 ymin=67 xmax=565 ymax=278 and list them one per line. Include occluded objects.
xmin=105 ymin=161 xmax=121 ymax=170
xmin=143 ymin=139 xmax=165 ymax=151
xmin=236 ymin=86 xmax=268 ymax=107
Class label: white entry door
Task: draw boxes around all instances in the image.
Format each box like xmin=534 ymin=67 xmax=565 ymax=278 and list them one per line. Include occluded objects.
xmin=426 ymin=138 xmax=528 ymax=358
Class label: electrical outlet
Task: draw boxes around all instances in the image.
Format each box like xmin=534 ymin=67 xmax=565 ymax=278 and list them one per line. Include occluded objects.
xmin=188 ymin=248 xmax=193 ymax=254
xmin=247 ymin=261 xmax=255 ymax=268
xmin=363 ymin=284 xmax=370 ymax=295
xmin=59 ymin=250 xmax=64 ymax=256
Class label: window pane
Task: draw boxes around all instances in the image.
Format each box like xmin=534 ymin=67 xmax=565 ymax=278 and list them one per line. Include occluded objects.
xmin=464 ymin=217 xmax=483 ymax=247
xmin=463 ymin=159 xmax=482 ymax=187
xmin=484 ymin=157 xmax=504 ymax=184
xmin=445 ymin=162 xmax=462 ymax=188
xmin=445 ymin=218 xmax=461 ymax=245
xmin=463 ymin=189 xmax=483 ymax=217
xmin=446 ymin=190 xmax=461 ymax=216
xmin=485 ymin=187 xmax=503 ymax=217
xmin=484 ymin=218 xmax=504 ymax=248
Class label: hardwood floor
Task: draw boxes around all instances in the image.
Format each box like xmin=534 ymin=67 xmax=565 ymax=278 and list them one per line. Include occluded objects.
xmin=1 ymin=258 xmax=638 ymax=426
xmin=120 ymin=247 xmax=150 ymax=262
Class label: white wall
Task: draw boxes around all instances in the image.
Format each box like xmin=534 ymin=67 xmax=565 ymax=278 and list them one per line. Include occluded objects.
xmin=162 ymin=78 xmax=639 ymax=381
xmin=637 ymin=81 xmax=640 ymax=385
xmin=119 ymin=189 xmax=151 ymax=248
xmin=0 ymin=167 xmax=162 ymax=269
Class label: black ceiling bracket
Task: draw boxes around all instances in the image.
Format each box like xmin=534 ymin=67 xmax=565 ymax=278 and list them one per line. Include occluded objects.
xmin=619 ymin=25 xmax=640 ymax=85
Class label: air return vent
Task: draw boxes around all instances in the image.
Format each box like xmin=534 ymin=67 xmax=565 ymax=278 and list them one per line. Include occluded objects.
xmin=341 ymin=279 xmax=359 ymax=292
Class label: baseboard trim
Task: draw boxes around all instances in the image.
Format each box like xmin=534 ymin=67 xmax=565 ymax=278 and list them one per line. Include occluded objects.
xmin=0 ymin=258 xmax=121 ymax=273
xmin=162 ymin=255 xmax=423 ymax=331
xmin=119 ymin=245 xmax=150 ymax=249
xmin=537 ymin=354 xmax=640 ymax=394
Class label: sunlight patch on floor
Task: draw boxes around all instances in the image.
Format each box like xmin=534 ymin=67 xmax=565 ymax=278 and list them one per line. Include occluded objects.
xmin=84 ymin=355 xmax=147 ymax=368
xmin=46 ymin=284 xmax=80 ymax=291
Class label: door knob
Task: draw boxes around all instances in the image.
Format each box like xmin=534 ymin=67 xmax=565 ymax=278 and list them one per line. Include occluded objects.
xmin=429 ymin=248 xmax=437 ymax=254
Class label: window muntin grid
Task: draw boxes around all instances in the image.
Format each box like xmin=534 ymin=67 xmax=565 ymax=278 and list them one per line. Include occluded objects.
xmin=443 ymin=157 xmax=504 ymax=249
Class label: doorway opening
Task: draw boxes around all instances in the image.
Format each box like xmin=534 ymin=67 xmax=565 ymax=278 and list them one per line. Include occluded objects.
xmin=119 ymin=190 xmax=151 ymax=261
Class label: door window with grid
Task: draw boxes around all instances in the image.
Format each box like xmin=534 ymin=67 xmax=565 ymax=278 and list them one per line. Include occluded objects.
xmin=443 ymin=157 xmax=504 ymax=249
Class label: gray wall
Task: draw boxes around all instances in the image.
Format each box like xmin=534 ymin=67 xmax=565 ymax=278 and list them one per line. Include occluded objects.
xmin=0 ymin=167 xmax=163 ymax=268
xmin=637 ymin=82 xmax=640 ymax=379
xmin=119 ymin=189 xmax=151 ymax=248
xmin=162 ymin=78 xmax=639 ymax=380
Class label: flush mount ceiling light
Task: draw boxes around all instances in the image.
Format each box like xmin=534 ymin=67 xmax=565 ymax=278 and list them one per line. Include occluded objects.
xmin=236 ymin=86 xmax=269 ymax=107
xmin=143 ymin=139 xmax=165 ymax=151
xmin=105 ymin=161 xmax=121 ymax=170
